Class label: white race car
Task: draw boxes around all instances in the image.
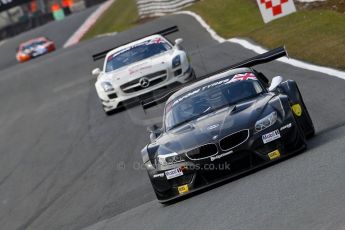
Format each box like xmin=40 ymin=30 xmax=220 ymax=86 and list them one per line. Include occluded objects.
xmin=92 ymin=34 xmax=195 ymax=115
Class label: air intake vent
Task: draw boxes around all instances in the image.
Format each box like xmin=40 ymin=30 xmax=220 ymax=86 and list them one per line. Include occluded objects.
xmin=219 ymin=130 xmax=249 ymax=151
xmin=186 ymin=144 xmax=218 ymax=160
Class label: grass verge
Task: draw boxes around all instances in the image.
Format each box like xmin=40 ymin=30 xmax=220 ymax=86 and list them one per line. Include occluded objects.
xmin=81 ymin=0 xmax=138 ymax=40
xmin=82 ymin=0 xmax=345 ymax=70
xmin=188 ymin=0 xmax=345 ymax=70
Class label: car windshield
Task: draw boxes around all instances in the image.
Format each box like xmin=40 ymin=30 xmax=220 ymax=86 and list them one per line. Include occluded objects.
xmin=22 ymin=41 xmax=46 ymax=50
xmin=164 ymin=73 xmax=264 ymax=131
xmin=105 ymin=38 xmax=171 ymax=73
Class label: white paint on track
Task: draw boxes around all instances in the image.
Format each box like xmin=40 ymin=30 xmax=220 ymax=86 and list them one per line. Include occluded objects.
xmin=63 ymin=0 xmax=115 ymax=48
xmin=96 ymin=32 xmax=118 ymax=38
xmin=176 ymin=11 xmax=345 ymax=80
xmin=137 ymin=0 xmax=196 ymax=18
xmin=63 ymin=6 xmax=345 ymax=80
xmin=176 ymin=11 xmax=225 ymax=43
xmin=296 ymin=0 xmax=326 ymax=2
xmin=0 ymin=40 xmax=6 ymax=47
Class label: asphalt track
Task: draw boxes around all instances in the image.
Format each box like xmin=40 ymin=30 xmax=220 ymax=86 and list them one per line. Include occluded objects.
xmin=0 ymin=13 xmax=345 ymax=230
xmin=0 ymin=5 xmax=97 ymax=71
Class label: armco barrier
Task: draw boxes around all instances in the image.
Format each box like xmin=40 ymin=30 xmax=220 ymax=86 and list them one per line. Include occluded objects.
xmin=0 ymin=13 xmax=54 ymax=41
xmin=136 ymin=0 xmax=197 ymax=18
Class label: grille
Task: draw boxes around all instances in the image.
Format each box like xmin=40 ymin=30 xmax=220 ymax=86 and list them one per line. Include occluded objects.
xmin=120 ymin=70 xmax=167 ymax=93
xmin=186 ymin=144 xmax=218 ymax=160
xmin=108 ymin=92 xmax=117 ymax=99
xmin=174 ymin=69 xmax=182 ymax=76
xmin=219 ymin=130 xmax=249 ymax=151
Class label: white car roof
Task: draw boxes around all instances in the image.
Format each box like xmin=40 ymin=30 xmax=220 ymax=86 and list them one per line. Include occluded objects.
xmin=104 ymin=34 xmax=169 ymax=62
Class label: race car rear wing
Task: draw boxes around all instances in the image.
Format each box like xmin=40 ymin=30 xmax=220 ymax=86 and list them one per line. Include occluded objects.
xmin=200 ymin=46 xmax=288 ymax=80
xmin=141 ymin=46 xmax=288 ymax=110
xmin=92 ymin=26 xmax=179 ymax=61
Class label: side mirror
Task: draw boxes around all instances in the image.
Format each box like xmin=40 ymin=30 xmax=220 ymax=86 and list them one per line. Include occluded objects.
xmin=174 ymin=38 xmax=183 ymax=50
xmin=147 ymin=124 xmax=162 ymax=142
xmin=92 ymin=68 xmax=101 ymax=76
xmin=268 ymin=76 xmax=283 ymax=92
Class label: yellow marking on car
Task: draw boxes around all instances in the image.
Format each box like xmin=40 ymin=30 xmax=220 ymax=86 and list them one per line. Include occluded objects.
xmin=178 ymin=185 xmax=189 ymax=194
xmin=292 ymin=104 xmax=302 ymax=117
xmin=268 ymin=149 xmax=281 ymax=160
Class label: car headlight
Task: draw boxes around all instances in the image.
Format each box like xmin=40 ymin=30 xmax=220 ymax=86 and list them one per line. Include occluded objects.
xmin=157 ymin=152 xmax=184 ymax=166
xmin=172 ymin=55 xmax=181 ymax=68
xmin=255 ymin=111 xmax=277 ymax=133
xmin=101 ymin=82 xmax=114 ymax=92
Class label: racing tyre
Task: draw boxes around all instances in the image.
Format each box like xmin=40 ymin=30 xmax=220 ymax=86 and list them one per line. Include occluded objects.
xmin=292 ymin=114 xmax=307 ymax=151
xmin=278 ymin=80 xmax=315 ymax=138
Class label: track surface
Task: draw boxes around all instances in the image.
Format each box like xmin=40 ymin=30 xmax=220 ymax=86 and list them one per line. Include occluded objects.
xmin=0 ymin=5 xmax=97 ymax=71
xmin=0 ymin=13 xmax=345 ymax=230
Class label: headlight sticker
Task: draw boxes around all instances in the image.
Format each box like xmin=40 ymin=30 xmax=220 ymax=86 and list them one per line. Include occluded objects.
xmin=255 ymin=111 xmax=278 ymax=132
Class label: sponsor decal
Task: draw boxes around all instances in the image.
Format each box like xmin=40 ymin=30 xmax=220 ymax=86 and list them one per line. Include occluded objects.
xmin=153 ymin=173 xmax=165 ymax=178
xmin=280 ymin=123 xmax=292 ymax=131
xmin=292 ymin=104 xmax=302 ymax=117
xmin=210 ymin=150 xmax=234 ymax=162
xmin=165 ymin=168 xmax=183 ymax=180
xmin=268 ymin=149 xmax=281 ymax=160
xmin=129 ymin=65 xmax=152 ymax=75
xmin=178 ymin=184 xmax=189 ymax=194
xmin=207 ymin=123 xmax=220 ymax=130
xmin=262 ymin=129 xmax=281 ymax=144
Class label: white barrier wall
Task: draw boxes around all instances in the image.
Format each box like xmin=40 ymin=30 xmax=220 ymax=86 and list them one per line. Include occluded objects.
xmin=136 ymin=0 xmax=197 ymax=18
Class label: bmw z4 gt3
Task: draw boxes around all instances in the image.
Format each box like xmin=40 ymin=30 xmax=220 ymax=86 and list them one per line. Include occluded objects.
xmin=141 ymin=63 xmax=314 ymax=203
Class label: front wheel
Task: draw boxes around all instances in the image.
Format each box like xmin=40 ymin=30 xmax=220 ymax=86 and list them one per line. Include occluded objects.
xmin=278 ymin=80 xmax=315 ymax=138
xmin=292 ymin=114 xmax=307 ymax=151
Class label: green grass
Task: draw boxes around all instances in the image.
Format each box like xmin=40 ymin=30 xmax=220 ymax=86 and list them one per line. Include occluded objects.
xmin=82 ymin=0 xmax=345 ymax=69
xmin=82 ymin=0 xmax=138 ymax=40
xmin=188 ymin=0 xmax=345 ymax=69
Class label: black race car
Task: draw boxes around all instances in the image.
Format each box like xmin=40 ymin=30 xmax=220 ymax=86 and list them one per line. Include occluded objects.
xmin=141 ymin=47 xmax=315 ymax=203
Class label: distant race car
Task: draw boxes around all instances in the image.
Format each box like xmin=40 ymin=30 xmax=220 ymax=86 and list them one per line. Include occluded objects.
xmin=92 ymin=26 xmax=195 ymax=115
xmin=16 ymin=37 xmax=55 ymax=62
xmin=141 ymin=47 xmax=315 ymax=203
